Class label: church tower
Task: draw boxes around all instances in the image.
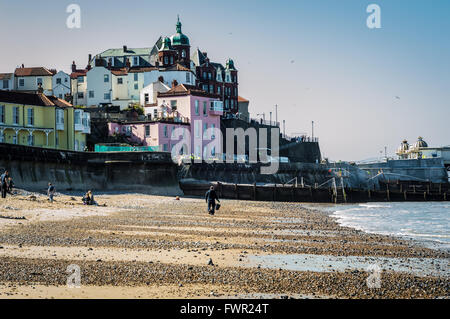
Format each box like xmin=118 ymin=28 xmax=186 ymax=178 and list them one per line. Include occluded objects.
xmin=170 ymin=16 xmax=191 ymax=68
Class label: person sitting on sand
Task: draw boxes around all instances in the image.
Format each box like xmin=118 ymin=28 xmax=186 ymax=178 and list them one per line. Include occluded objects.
xmin=83 ymin=190 xmax=97 ymax=206
xmin=47 ymin=183 xmax=56 ymax=203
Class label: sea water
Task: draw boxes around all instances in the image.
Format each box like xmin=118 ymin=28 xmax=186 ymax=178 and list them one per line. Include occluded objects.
xmin=328 ymin=202 xmax=450 ymax=250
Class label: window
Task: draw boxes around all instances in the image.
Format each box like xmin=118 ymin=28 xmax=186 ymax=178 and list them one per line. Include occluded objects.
xmin=13 ymin=107 xmax=19 ymax=124
xmin=145 ymin=125 xmax=150 ymax=137
xmin=27 ymin=134 xmax=34 ymax=146
xmin=0 ymin=131 xmax=3 ymax=143
xmin=164 ymin=56 xmax=168 ymax=65
xmin=203 ymin=101 xmax=207 ymax=116
xmin=144 ymin=94 xmax=149 ymax=104
xmin=217 ymin=86 xmax=221 ymax=94
xmin=74 ymin=110 xmax=82 ymax=125
xmin=163 ymin=144 xmax=168 ymax=152
xmin=195 ymin=122 xmax=200 ymax=138
xmin=186 ymin=73 xmax=190 ymax=83
xmin=104 ymin=93 xmax=111 ymax=100
xmin=27 ymin=108 xmax=34 ymax=126
xmin=59 ymin=94 xmax=63 ymax=99
xmin=171 ymin=126 xmax=176 ymax=138
xmin=211 ymin=123 xmax=216 ymax=139
xmin=134 ymin=73 xmax=138 ymax=81
xmin=182 ymin=50 xmax=186 ymax=58
xmin=0 ymin=105 xmax=4 ymax=123
xmin=134 ymin=83 xmax=138 ymax=90
xmin=212 ymin=146 xmax=216 ymax=156
xmin=78 ymin=76 xmax=84 ymax=83
xmin=19 ymin=79 xmax=24 ymax=87
xmin=170 ymin=56 xmax=174 ymax=65
xmin=208 ymin=73 xmax=212 ymax=80
xmin=163 ymin=125 xmax=168 ymax=137
xmin=153 ymin=109 xmax=157 ymax=118
xmin=117 ymin=78 xmax=123 ymax=84
xmin=104 ymin=74 xmax=109 ymax=82
xmin=202 ymin=84 xmax=208 ymax=92
xmin=55 ymin=132 xmax=58 ymax=146
xmin=195 ymin=100 xmax=199 ymax=115
xmin=56 ymin=78 xmax=61 ymax=84
xmin=3 ymin=80 xmax=8 ymax=89
xmin=133 ymin=56 xmax=138 ymax=65
xmin=209 ymin=85 xmax=213 ymax=93
xmin=170 ymin=100 xmax=177 ymax=110
xmin=65 ymin=78 xmax=68 ymax=83
xmin=203 ymin=123 xmax=208 ymax=137
xmin=37 ymin=78 xmax=43 ymax=85
xmin=203 ymin=72 xmax=206 ymax=79
xmin=56 ymin=109 xmax=64 ymax=125
xmin=75 ymin=140 xmax=79 ymax=151
xmin=89 ymin=91 xmax=94 ymax=98
xmin=78 ymin=92 xmax=84 ymax=99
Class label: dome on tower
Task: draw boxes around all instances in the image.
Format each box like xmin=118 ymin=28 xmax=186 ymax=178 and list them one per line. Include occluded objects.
xmin=413 ymin=137 xmax=428 ymax=149
xmin=160 ymin=37 xmax=173 ymax=51
xmin=171 ymin=16 xmax=190 ymax=46
xmin=225 ymin=58 xmax=236 ymax=70
xmin=397 ymin=140 xmax=409 ymax=153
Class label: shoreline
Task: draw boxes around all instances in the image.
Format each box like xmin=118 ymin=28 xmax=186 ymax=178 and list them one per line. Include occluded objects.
xmin=0 ymin=190 xmax=448 ymax=299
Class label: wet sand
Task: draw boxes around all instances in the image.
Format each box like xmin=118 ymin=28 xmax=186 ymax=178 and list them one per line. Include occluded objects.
xmin=0 ymin=190 xmax=448 ymax=299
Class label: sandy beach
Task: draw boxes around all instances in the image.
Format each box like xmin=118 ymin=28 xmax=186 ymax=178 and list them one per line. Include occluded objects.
xmin=0 ymin=190 xmax=448 ymax=299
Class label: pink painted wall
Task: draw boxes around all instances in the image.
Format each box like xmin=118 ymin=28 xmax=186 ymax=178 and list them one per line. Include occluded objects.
xmin=107 ymin=93 xmax=222 ymax=157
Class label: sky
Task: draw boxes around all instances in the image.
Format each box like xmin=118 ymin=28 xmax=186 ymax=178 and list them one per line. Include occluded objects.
xmin=0 ymin=0 xmax=449 ymax=161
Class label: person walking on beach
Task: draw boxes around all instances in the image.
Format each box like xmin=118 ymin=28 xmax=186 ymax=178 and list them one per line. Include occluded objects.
xmin=47 ymin=183 xmax=56 ymax=203
xmin=1 ymin=170 xmax=9 ymax=199
xmin=205 ymin=186 xmax=220 ymax=215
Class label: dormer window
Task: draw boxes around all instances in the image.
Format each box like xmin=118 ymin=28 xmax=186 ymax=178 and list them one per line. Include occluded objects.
xmin=164 ymin=56 xmax=168 ymax=65
xmin=133 ymin=56 xmax=139 ymax=66
xmin=182 ymin=50 xmax=186 ymax=58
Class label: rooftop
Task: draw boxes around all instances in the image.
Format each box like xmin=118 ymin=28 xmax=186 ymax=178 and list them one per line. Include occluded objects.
xmin=14 ymin=67 xmax=54 ymax=77
xmin=0 ymin=90 xmax=72 ymax=108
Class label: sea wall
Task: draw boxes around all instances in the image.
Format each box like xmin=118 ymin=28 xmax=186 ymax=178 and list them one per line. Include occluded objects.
xmin=0 ymin=143 xmax=181 ymax=195
xmin=357 ymin=158 xmax=448 ymax=184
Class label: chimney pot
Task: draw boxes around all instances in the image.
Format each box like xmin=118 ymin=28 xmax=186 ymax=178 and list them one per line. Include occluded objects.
xmin=123 ymin=45 xmax=128 ymax=52
xmin=71 ymin=61 xmax=76 ymax=72
xmin=172 ymin=79 xmax=178 ymax=88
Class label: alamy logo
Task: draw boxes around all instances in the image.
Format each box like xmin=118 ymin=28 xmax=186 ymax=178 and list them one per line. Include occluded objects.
xmin=170 ymin=124 xmax=281 ymax=175
xmin=366 ymin=264 xmax=381 ymax=288
xmin=366 ymin=4 xmax=381 ymax=29
xmin=66 ymin=264 xmax=81 ymax=288
xmin=66 ymin=4 xmax=81 ymax=29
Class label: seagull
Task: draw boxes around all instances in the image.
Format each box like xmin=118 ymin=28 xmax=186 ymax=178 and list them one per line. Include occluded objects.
xmin=395 ymin=96 xmax=400 ymax=99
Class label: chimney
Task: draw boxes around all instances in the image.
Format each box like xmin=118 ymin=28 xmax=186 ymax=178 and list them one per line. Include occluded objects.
xmin=88 ymin=54 xmax=92 ymax=64
xmin=171 ymin=79 xmax=178 ymax=88
xmin=202 ymin=52 xmax=207 ymax=58
xmin=123 ymin=45 xmax=128 ymax=52
xmin=71 ymin=61 xmax=76 ymax=72
xmin=21 ymin=64 xmax=24 ymax=68
xmin=158 ymin=76 xmax=164 ymax=83
xmin=155 ymin=61 xmax=159 ymax=67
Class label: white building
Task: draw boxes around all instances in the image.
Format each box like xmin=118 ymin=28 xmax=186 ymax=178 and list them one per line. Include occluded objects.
xmin=52 ymin=71 xmax=71 ymax=100
xmin=86 ymin=66 xmax=113 ymax=107
xmin=0 ymin=73 xmax=14 ymax=91
xmin=14 ymin=66 xmax=54 ymax=94
xmin=140 ymin=81 xmax=170 ymax=108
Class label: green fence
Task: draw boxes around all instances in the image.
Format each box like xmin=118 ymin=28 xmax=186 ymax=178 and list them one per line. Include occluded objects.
xmin=94 ymin=144 xmax=160 ymax=152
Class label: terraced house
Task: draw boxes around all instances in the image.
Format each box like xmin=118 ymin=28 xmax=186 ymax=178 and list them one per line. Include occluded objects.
xmin=0 ymin=91 xmax=90 ymax=151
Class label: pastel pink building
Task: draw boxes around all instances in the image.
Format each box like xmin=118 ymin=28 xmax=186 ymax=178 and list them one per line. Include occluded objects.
xmin=107 ymin=84 xmax=223 ymax=158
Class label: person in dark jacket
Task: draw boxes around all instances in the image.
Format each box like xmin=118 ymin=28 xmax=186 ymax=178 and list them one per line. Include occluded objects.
xmin=1 ymin=170 xmax=9 ymax=199
xmin=205 ymin=186 xmax=220 ymax=215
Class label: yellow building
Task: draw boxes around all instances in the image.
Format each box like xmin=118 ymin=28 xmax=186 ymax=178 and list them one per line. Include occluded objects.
xmin=0 ymin=91 xmax=90 ymax=151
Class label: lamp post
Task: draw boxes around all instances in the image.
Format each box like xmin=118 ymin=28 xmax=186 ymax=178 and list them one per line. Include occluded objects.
xmin=283 ymin=120 xmax=286 ymax=137
xmin=312 ymin=121 xmax=314 ymax=140
xmin=275 ymin=104 xmax=278 ymax=127
xmin=270 ymin=111 xmax=272 ymax=125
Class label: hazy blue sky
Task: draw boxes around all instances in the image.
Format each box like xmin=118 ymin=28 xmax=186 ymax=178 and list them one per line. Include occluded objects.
xmin=0 ymin=0 xmax=449 ymax=161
